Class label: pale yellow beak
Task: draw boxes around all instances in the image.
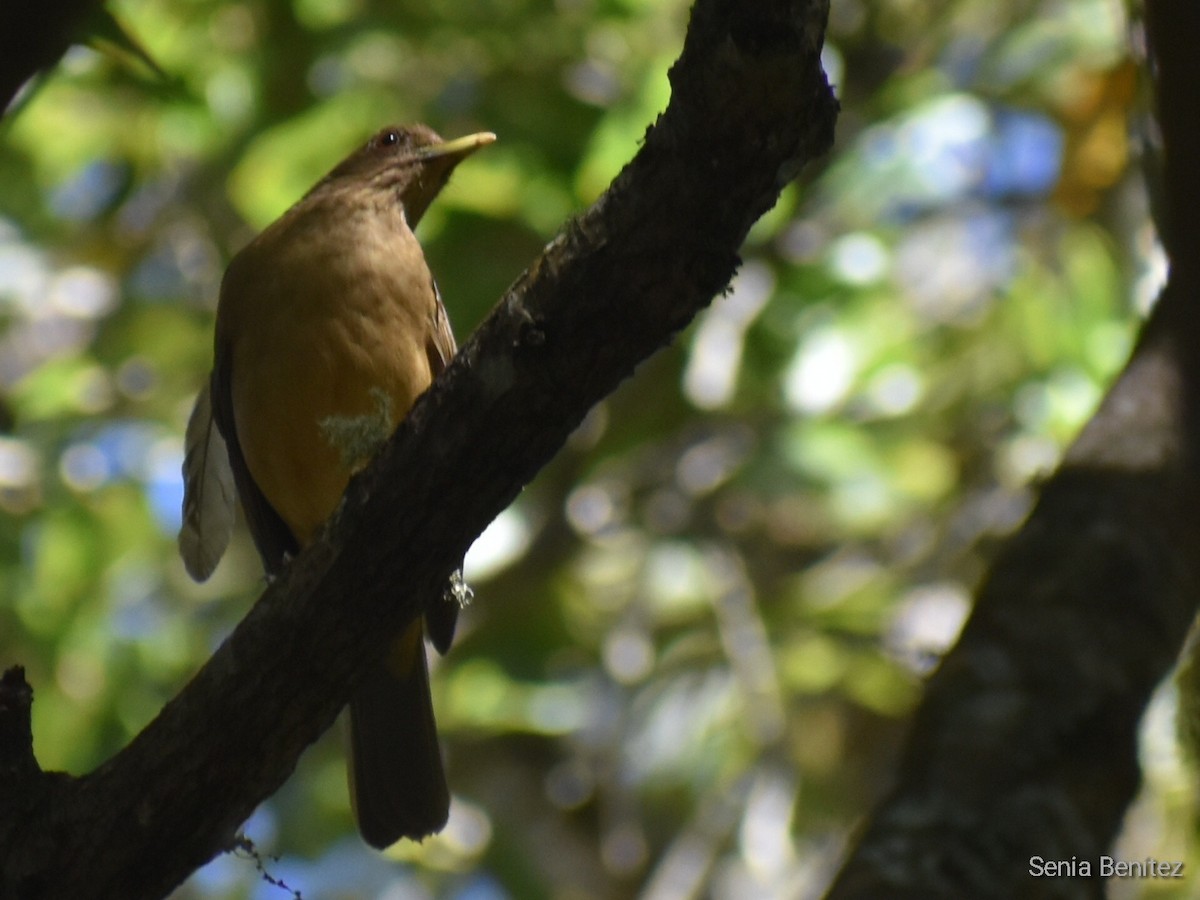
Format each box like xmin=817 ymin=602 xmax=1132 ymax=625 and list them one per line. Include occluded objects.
xmin=402 ymin=131 xmax=497 ymax=226
xmin=419 ymin=131 xmax=498 ymax=161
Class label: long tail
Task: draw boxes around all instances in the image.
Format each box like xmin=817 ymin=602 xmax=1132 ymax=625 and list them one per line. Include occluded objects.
xmin=347 ymin=623 xmax=449 ymax=848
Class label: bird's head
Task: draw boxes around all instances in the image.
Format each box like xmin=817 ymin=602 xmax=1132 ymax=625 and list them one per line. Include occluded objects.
xmin=318 ymin=124 xmax=496 ymax=227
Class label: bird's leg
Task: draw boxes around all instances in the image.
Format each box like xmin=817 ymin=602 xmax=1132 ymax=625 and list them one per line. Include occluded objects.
xmin=319 ymin=387 xmax=395 ymax=472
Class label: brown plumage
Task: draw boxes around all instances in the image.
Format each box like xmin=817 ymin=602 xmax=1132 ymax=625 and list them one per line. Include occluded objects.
xmin=180 ymin=124 xmax=495 ymax=847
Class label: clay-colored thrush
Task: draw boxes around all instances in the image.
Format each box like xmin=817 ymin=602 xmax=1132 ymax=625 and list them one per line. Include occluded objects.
xmin=179 ymin=124 xmax=495 ymax=848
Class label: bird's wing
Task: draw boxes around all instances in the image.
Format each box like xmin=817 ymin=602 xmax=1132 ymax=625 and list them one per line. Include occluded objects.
xmin=179 ymin=382 xmax=237 ymax=581
xmin=425 ymin=280 xmax=457 ymax=376
xmin=423 ymin=278 xmax=461 ymax=655
xmin=211 ymin=333 xmax=300 ymax=576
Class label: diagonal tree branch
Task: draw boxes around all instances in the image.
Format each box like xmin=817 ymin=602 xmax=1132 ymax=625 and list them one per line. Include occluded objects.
xmin=0 ymin=1 xmax=837 ymax=897
xmin=828 ymin=3 xmax=1200 ymax=897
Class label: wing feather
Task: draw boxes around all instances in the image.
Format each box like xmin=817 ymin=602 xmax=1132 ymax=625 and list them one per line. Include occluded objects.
xmin=425 ymin=280 xmax=457 ymax=376
xmin=210 ymin=331 xmax=300 ymax=575
xmin=424 ymin=279 xmax=462 ymax=654
xmin=178 ymin=382 xmax=237 ymax=581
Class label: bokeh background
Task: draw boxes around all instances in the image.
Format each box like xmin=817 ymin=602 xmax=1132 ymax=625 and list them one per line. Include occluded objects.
xmin=0 ymin=0 xmax=1189 ymax=897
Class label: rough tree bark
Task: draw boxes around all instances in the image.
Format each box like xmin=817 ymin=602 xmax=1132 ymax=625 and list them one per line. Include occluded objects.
xmin=0 ymin=0 xmax=837 ymax=897
xmin=828 ymin=2 xmax=1200 ymax=898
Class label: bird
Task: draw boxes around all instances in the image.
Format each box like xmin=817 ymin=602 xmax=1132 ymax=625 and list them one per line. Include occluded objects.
xmin=179 ymin=123 xmax=495 ymax=848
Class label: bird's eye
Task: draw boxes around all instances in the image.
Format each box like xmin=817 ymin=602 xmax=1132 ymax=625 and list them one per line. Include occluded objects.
xmin=380 ymin=130 xmax=400 ymax=147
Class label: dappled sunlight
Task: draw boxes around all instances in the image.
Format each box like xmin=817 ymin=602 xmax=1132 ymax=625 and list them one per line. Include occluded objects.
xmin=1 ymin=0 xmax=1181 ymax=895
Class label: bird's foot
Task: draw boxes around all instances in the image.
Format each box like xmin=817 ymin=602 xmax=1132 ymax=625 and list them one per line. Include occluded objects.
xmin=445 ymin=569 xmax=474 ymax=607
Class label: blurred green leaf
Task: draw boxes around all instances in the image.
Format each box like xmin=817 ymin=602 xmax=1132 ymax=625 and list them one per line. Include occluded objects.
xmin=0 ymin=0 xmax=1171 ymax=895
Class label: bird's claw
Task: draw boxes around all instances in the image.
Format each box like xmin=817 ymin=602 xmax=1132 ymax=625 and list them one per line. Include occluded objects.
xmin=445 ymin=569 xmax=474 ymax=607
